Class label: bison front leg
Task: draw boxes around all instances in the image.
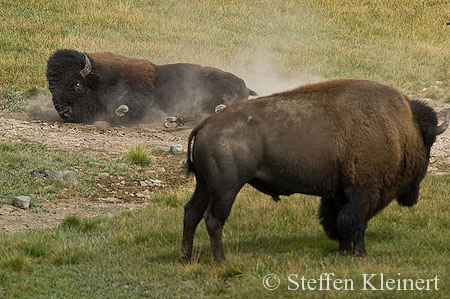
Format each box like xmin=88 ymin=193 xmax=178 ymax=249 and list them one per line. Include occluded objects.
xmin=180 ymin=178 xmax=209 ymax=262
xmin=319 ymin=197 xmax=352 ymax=252
xmin=336 ymin=188 xmax=376 ymax=257
xmin=353 ymin=223 xmax=368 ymax=257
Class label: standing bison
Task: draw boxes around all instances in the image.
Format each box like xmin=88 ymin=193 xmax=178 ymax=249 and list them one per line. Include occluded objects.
xmin=181 ymin=79 xmax=449 ymax=262
xmin=46 ymin=49 xmax=256 ymax=125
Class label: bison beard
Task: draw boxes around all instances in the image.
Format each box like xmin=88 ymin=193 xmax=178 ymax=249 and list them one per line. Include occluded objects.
xmin=46 ymin=49 xmax=256 ymax=125
xmin=181 ymin=79 xmax=449 ymax=262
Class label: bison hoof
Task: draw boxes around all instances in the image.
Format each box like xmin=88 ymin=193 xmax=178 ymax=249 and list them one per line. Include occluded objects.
xmin=179 ymin=251 xmax=193 ymax=263
xmin=213 ymin=256 xmax=226 ymax=263
xmin=164 ymin=116 xmax=185 ymax=128
xmin=354 ymin=250 xmax=368 ymax=258
xmin=214 ymin=104 xmax=227 ymax=113
xmin=115 ymin=104 xmax=129 ymax=117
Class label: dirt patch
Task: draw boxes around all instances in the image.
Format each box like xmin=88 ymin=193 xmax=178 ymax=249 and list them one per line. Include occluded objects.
xmin=0 ymin=98 xmax=449 ymax=233
xmin=0 ymin=111 xmax=194 ymax=233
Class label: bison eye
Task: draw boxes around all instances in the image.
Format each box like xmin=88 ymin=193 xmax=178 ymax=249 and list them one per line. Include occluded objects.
xmin=74 ymin=82 xmax=82 ymax=93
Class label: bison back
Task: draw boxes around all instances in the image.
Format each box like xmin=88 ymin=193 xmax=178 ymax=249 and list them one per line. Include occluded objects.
xmin=190 ymin=79 xmax=426 ymax=199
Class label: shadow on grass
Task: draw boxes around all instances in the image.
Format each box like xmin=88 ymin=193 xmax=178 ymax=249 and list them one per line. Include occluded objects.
xmin=146 ymin=233 xmax=343 ymax=264
xmin=145 ymin=226 xmax=408 ymax=264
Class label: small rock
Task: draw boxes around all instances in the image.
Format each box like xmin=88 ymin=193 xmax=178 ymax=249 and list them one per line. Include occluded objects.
xmin=13 ymin=196 xmax=31 ymax=209
xmin=31 ymin=170 xmax=47 ymax=177
xmin=46 ymin=171 xmax=78 ymax=184
xmin=136 ymin=193 xmax=151 ymax=199
xmin=140 ymin=181 xmax=148 ymax=187
xmin=169 ymin=144 xmax=184 ymax=155
xmin=149 ymin=179 xmax=162 ymax=186
xmin=31 ymin=170 xmax=78 ymax=184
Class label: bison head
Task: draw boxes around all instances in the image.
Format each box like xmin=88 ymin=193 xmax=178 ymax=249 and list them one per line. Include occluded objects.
xmin=46 ymin=49 xmax=103 ymax=123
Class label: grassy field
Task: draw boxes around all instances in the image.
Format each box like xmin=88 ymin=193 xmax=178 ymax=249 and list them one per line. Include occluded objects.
xmin=1 ymin=0 xmax=450 ymax=298
xmin=0 ymin=172 xmax=449 ymax=298
xmin=0 ymin=0 xmax=449 ymax=106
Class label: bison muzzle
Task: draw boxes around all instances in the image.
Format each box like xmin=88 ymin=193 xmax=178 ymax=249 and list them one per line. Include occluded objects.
xmin=46 ymin=49 xmax=257 ymax=125
xmin=181 ymin=79 xmax=449 ymax=262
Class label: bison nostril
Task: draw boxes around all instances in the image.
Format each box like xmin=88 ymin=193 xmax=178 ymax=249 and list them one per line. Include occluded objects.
xmin=58 ymin=107 xmax=72 ymax=118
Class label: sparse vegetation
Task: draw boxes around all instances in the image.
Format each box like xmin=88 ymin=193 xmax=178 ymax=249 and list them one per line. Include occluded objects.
xmin=0 ymin=0 xmax=449 ymax=298
xmin=124 ymin=144 xmax=153 ymax=166
xmin=0 ymin=142 xmax=151 ymax=206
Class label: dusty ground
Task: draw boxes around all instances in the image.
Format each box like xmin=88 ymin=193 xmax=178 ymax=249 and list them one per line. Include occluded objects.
xmin=0 ymin=110 xmax=193 ymax=233
xmin=0 ymin=98 xmax=449 ymax=233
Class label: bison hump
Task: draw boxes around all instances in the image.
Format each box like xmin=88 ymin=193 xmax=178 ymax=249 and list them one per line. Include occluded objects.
xmin=89 ymin=52 xmax=156 ymax=90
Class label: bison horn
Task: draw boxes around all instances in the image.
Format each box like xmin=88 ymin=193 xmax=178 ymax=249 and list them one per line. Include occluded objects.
xmin=80 ymin=54 xmax=92 ymax=78
xmin=436 ymin=109 xmax=449 ymax=135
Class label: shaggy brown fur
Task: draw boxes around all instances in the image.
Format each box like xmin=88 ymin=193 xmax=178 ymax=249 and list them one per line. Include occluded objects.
xmin=46 ymin=49 xmax=256 ymax=125
xmin=88 ymin=52 xmax=156 ymax=91
xmin=181 ymin=79 xmax=448 ymax=262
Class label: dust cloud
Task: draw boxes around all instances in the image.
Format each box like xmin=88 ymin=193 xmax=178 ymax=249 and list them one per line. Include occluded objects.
xmin=229 ymin=47 xmax=323 ymax=98
xmin=26 ymin=94 xmax=61 ymax=122
xmin=28 ymin=51 xmax=323 ymax=125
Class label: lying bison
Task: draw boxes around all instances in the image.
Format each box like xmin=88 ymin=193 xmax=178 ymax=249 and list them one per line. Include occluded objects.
xmin=181 ymin=79 xmax=449 ymax=262
xmin=46 ymin=49 xmax=256 ymax=125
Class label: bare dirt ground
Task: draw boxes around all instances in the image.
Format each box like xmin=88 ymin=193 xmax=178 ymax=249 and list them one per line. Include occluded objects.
xmin=0 ymin=110 xmax=193 ymax=233
xmin=0 ymin=98 xmax=449 ymax=233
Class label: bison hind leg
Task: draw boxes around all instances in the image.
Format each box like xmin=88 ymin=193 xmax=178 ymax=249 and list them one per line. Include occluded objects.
xmin=203 ymin=187 xmax=242 ymax=263
xmin=181 ymin=177 xmax=210 ymax=262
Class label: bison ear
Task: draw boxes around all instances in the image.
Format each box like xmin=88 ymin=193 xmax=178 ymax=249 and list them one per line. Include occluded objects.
xmin=85 ymin=72 xmax=101 ymax=90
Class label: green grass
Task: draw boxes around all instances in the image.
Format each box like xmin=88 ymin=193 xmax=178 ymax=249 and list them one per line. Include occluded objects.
xmin=0 ymin=0 xmax=449 ymax=108
xmin=1 ymin=1 xmax=449 ymax=298
xmin=124 ymin=144 xmax=153 ymax=166
xmin=0 ymin=175 xmax=448 ymax=298
xmin=0 ymin=142 xmax=151 ymax=205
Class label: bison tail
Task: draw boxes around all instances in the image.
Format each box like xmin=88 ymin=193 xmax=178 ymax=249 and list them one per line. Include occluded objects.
xmin=186 ymin=121 xmax=206 ymax=175
xmin=186 ymin=136 xmax=195 ymax=175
